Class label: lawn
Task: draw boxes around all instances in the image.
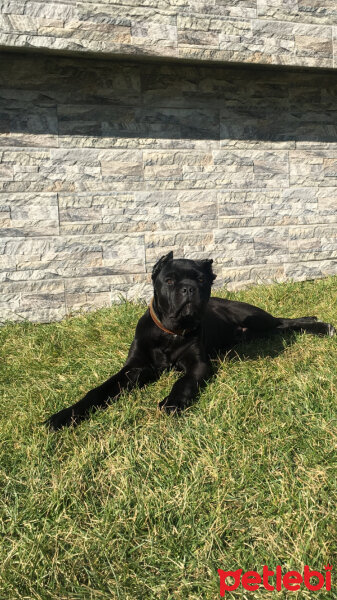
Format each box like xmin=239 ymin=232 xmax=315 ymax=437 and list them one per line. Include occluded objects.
xmin=0 ymin=277 xmax=336 ymax=600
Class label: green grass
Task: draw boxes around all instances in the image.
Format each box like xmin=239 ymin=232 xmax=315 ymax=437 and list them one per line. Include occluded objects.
xmin=1 ymin=277 xmax=336 ymax=600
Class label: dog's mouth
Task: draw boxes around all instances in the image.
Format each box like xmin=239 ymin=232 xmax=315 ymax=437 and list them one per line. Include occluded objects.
xmin=180 ymin=302 xmax=195 ymax=317
xmin=170 ymin=301 xmax=199 ymax=319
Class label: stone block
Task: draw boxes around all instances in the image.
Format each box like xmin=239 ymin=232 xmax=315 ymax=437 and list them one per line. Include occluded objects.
xmin=66 ymin=290 xmax=111 ymax=312
xmin=258 ymin=0 xmax=337 ymax=26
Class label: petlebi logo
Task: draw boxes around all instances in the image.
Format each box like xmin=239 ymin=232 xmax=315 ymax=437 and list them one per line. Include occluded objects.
xmin=218 ymin=565 xmax=332 ymax=596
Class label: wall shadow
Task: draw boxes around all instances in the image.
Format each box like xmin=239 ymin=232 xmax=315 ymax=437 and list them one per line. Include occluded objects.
xmin=0 ymin=52 xmax=336 ymax=143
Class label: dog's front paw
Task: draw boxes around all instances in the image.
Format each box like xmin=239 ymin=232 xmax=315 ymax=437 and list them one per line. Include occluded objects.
xmin=45 ymin=407 xmax=76 ymax=431
xmin=158 ymin=396 xmax=187 ymax=414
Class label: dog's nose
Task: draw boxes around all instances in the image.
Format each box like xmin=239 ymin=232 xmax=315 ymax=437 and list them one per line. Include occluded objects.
xmin=181 ymin=285 xmax=196 ymax=296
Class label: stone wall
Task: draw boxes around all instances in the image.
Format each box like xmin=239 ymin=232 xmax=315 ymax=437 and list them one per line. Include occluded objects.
xmin=0 ymin=0 xmax=337 ymax=69
xmin=0 ymin=52 xmax=337 ymax=322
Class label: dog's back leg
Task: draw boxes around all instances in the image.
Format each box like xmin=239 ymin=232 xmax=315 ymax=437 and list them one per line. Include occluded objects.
xmin=275 ymin=317 xmax=336 ymax=337
xmin=222 ymin=300 xmax=335 ymax=338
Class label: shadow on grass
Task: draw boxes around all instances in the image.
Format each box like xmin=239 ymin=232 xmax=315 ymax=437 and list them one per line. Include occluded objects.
xmin=224 ymin=330 xmax=299 ymax=363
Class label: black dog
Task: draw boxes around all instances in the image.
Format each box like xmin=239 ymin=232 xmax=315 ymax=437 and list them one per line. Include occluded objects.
xmin=46 ymin=252 xmax=335 ymax=430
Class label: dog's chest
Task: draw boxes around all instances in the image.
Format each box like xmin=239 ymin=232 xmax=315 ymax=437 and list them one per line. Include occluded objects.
xmin=151 ymin=337 xmax=192 ymax=371
xmin=152 ymin=346 xmax=172 ymax=369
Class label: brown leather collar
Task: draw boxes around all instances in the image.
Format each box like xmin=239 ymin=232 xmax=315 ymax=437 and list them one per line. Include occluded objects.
xmin=149 ymin=297 xmax=190 ymax=337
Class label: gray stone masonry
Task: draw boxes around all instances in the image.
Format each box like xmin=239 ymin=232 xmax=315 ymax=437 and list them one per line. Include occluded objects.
xmin=0 ymin=52 xmax=337 ymax=322
xmin=1 ymin=0 xmax=337 ymax=69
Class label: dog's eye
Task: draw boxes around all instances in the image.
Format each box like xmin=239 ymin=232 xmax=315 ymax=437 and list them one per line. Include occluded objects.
xmin=198 ymin=277 xmax=204 ymax=284
xmin=166 ymin=278 xmax=174 ymax=285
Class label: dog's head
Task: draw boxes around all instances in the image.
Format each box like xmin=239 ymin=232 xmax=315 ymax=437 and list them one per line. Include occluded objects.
xmin=151 ymin=252 xmax=216 ymax=332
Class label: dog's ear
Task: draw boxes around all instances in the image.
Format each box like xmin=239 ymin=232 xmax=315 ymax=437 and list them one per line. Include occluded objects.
xmin=199 ymin=258 xmax=217 ymax=283
xmin=152 ymin=251 xmax=174 ymax=282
